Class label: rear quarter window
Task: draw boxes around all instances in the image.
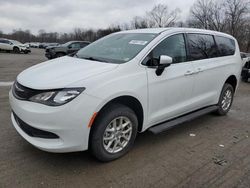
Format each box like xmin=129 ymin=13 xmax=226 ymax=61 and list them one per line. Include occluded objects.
xmin=215 ymin=36 xmax=235 ymax=56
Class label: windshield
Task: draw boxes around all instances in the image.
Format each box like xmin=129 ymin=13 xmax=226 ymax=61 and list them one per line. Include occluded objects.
xmin=76 ymin=33 xmax=157 ymax=64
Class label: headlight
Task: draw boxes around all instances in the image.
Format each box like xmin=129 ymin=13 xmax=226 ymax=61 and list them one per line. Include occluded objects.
xmin=29 ymin=88 xmax=85 ymax=106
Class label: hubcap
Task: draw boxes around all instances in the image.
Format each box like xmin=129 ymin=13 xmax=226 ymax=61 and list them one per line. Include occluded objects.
xmin=221 ymin=89 xmax=232 ymax=111
xmin=103 ymin=116 xmax=132 ymax=154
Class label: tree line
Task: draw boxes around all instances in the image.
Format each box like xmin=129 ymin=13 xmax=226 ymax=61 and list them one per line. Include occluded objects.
xmin=0 ymin=0 xmax=249 ymax=51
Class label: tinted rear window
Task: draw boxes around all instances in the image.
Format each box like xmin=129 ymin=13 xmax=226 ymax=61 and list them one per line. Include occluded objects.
xmin=187 ymin=34 xmax=218 ymax=60
xmin=215 ymin=36 xmax=235 ymax=56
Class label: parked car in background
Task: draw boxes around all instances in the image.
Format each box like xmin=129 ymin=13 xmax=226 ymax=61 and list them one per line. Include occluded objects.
xmin=39 ymin=43 xmax=59 ymax=49
xmin=45 ymin=41 xmax=90 ymax=59
xmin=45 ymin=43 xmax=60 ymax=48
xmin=10 ymin=28 xmax=242 ymax=161
xmin=241 ymin=52 xmax=250 ymax=82
xmin=24 ymin=42 xmax=31 ymax=47
xmin=0 ymin=38 xmax=31 ymax=54
xmin=38 ymin=43 xmax=47 ymax=49
xmin=29 ymin=42 xmax=40 ymax=48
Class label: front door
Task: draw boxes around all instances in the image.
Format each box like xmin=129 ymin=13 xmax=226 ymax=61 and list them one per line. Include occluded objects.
xmin=68 ymin=42 xmax=81 ymax=54
xmin=144 ymin=33 xmax=195 ymax=127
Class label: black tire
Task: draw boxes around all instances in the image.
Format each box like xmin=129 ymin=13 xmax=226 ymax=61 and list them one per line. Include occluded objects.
xmin=55 ymin=52 xmax=65 ymax=58
xmin=13 ymin=47 xmax=20 ymax=53
xmin=90 ymin=103 xmax=138 ymax=162
xmin=215 ymin=83 xmax=234 ymax=116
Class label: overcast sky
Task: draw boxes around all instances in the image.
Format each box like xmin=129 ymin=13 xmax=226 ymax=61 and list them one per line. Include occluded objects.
xmin=0 ymin=0 xmax=196 ymax=34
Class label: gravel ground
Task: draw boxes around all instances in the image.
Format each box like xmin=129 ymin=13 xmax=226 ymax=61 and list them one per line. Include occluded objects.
xmin=0 ymin=49 xmax=250 ymax=188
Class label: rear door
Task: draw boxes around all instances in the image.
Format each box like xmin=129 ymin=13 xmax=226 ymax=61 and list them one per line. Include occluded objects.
xmin=186 ymin=33 xmax=227 ymax=108
xmin=144 ymin=33 xmax=196 ymax=126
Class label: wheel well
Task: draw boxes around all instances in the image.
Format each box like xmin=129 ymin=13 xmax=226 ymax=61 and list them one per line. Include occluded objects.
xmin=95 ymin=96 xmax=144 ymax=132
xmin=225 ymin=75 xmax=237 ymax=91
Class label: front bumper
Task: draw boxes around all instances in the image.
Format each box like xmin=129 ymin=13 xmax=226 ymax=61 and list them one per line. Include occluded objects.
xmin=20 ymin=47 xmax=31 ymax=53
xmin=9 ymin=90 xmax=102 ymax=153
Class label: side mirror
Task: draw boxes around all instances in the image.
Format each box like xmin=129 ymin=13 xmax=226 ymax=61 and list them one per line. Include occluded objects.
xmin=68 ymin=46 xmax=72 ymax=49
xmin=159 ymin=55 xmax=172 ymax=65
xmin=156 ymin=55 xmax=172 ymax=76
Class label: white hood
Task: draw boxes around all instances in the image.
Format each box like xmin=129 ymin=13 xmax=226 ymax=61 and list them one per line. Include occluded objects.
xmin=17 ymin=56 xmax=118 ymax=89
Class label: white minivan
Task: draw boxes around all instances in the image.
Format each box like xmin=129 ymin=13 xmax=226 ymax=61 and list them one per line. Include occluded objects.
xmin=9 ymin=28 xmax=242 ymax=161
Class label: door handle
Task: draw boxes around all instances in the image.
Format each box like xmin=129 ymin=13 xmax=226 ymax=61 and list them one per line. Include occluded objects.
xmin=184 ymin=70 xmax=194 ymax=76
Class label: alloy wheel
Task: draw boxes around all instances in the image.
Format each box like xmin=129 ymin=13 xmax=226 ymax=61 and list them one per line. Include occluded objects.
xmin=103 ymin=116 xmax=132 ymax=154
xmin=221 ymin=89 xmax=232 ymax=111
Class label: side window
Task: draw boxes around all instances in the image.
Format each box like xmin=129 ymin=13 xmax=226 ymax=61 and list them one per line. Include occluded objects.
xmin=143 ymin=34 xmax=187 ymax=66
xmin=0 ymin=40 xmax=8 ymax=44
xmin=69 ymin=43 xmax=81 ymax=49
xmin=80 ymin=43 xmax=88 ymax=48
xmin=187 ymin=34 xmax=218 ymax=61
xmin=215 ymin=36 xmax=235 ymax=56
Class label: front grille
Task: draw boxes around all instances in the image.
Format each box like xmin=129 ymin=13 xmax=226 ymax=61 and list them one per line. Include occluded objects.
xmin=12 ymin=81 xmax=39 ymax=100
xmin=13 ymin=112 xmax=59 ymax=139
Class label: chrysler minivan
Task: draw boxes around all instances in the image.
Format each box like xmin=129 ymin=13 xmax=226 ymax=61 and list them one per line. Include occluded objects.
xmin=9 ymin=28 xmax=242 ymax=161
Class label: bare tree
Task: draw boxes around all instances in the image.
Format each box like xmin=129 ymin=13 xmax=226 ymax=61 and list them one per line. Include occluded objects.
xmin=130 ymin=16 xmax=148 ymax=29
xmin=38 ymin=29 xmax=46 ymax=42
xmin=209 ymin=2 xmax=227 ymax=31
xmin=189 ymin=0 xmax=226 ymax=31
xmin=190 ymin=0 xmax=212 ymax=29
xmin=224 ymin=0 xmax=249 ymax=36
xmin=1 ymin=2 xmax=249 ymax=51
xmin=73 ymin=28 xmax=85 ymax=40
xmin=189 ymin=0 xmax=250 ymax=51
xmin=146 ymin=4 xmax=181 ymax=27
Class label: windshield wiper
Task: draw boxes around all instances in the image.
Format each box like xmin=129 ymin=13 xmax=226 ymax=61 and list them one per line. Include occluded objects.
xmin=81 ymin=56 xmax=107 ymax=62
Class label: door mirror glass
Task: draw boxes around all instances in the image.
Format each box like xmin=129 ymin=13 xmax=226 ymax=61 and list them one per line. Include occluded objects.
xmin=159 ymin=55 xmax=172 ymax=65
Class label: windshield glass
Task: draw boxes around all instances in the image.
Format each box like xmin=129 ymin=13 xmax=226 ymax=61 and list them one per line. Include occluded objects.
xmin=76 ymin=33 xmax=157 ymax=64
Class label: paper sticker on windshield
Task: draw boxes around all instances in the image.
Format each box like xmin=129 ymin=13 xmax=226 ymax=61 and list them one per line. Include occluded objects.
xmin=129 ymin=40 xmax=148 ymax=45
